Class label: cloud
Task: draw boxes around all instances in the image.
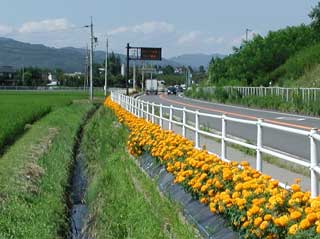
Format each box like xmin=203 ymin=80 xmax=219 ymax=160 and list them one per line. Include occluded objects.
xmin=177 ymin=31 xmax=201 ymax=44
xmin=108 ymin=21 xmax=174 ymax=36
xmin=0 ymin=24 xmax=13 ymax=35
xmin=132 ymin=21 xmax=174 ymax=34
xmin=205 ymin=36 xmax=224 ymax=44
xmin=108 ymin=26 xmax=129 ymax=35
xmin=18 ymin=18 xmax=74 ymax=33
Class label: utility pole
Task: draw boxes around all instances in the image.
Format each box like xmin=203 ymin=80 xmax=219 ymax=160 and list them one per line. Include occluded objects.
xmin=133 ymin=61 xmax=136 ymax=90
xmin=22 ymin=65 xmax=24 ymax=85
xmin=84 ymin=44 xmax=89 ymax=91
xmin=89 ymin=17 xmax=94 ymax=100
xmin=141 ymin=63 xmax=145 ymax=92
xmin=245 ymin=28 xmax=252 ymax=42
xmin=104 ymin=38 xmax=108 ymax=96
xmin=126 ymin=43 xmax=130 ymax=95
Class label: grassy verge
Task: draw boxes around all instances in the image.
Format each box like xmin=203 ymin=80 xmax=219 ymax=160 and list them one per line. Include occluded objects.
xmin=0 ymin=101 xmax=94 ymax=238
xmin=82 ymin=107 xmax=196 ymax=239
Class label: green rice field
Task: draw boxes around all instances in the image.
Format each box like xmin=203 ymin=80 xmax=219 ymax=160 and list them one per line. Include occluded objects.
xmin=0 ymin=91 xmax=89 ymax=153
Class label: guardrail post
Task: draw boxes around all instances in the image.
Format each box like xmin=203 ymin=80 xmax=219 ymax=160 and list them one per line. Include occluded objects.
xmin=146 ymin=102 xmax=149 ymax=121
xmin=141 ymin=101 xmax=144 ymax=119
xmin=151 ymin=102 xmax=155 ymax=123
xmin=182 ymin=107 xmax=186 ymax=137
xmin=256 ymin=118 xmax=263 ymax=172
xmin=159 ymin=104 xmax=163 ymax=128
xmin=221 ymin=114 xmax=226 ymax=161
xmin=127 ymin=96 xmax=129 ymax=111
xmin=127 ymin=96 xmax=129 ymax=110
xmin=169 ymin=105 xmax=173 ymax=131
xmin=138 ymin=100 xmax=141 ymax=117
xmin=134 ymin=98 xmax=137 ymax=116
xmin=310 ymin=128 xmax=319 ymax=198
xmin=195 ymin=110 xmax=200 ymax=148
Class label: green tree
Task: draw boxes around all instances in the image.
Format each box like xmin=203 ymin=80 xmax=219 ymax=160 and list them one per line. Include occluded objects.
xmin=309 ymin=2 xmax=320 ymax=31
xmin=163 ymin=65 xmax=175 ymax=75
xmin=199 ymin=65 xmax=205 ymax=73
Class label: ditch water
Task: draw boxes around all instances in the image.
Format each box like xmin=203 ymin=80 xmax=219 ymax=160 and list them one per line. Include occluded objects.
xmin=67 ymin=106 xmax=98 ymax=239
xmin=69 ymin=152 xmax=88 ymax=239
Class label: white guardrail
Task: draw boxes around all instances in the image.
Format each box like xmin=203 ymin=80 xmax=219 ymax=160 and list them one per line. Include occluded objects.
xmin=202 ymin=86 xmax=320 ymax=102
xmin=110 ymin=91 xmax=320 ymax=197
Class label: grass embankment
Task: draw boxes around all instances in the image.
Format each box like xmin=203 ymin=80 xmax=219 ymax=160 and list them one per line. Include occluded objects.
xmin=81 ymin=107 xmax=196 ymax=239
xmin=0 ymin=101 xmax=95 ymax=238
xmin=185 ymin=87 xmax=320 ymax=116
xmin=0 ymin=91 xmax=89 ymax=154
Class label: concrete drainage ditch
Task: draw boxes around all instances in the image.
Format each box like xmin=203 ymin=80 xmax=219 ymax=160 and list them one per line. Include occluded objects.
xmin=138 ymin=153 xmax=237 ymax=239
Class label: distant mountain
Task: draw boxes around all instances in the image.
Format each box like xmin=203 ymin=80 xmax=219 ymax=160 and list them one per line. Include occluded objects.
xmin=0 ymin=37 xmax=107 ymax=72
xmin=0 ymin=37 xmax=180 ymax=72
xmin=169 ymin=53 xmax=225 ymax=69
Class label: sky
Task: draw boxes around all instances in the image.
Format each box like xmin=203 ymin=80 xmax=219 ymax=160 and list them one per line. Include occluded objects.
xmin=0 ymin=0 xmax=318 ymax=58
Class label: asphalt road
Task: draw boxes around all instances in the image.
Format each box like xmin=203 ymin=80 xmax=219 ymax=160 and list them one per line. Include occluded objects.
xmin=139 ymin=93 xmax=320 ymax=161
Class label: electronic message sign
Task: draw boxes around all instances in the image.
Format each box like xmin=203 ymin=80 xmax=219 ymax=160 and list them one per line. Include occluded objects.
xmin=140 ymin=47 xmax=162 ymax=61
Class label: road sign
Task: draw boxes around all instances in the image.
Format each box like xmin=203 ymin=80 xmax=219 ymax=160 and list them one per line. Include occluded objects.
xmin=140 ymin=47 xmax=162 ymax=61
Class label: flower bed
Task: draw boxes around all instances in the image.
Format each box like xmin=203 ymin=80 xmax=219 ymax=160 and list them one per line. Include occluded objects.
xmin=105 ymin=96 xmax=320 ymax=239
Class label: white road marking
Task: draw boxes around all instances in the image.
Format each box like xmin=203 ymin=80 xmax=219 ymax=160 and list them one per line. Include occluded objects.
xmin=276 ymin=117 xmax=305 ymax=121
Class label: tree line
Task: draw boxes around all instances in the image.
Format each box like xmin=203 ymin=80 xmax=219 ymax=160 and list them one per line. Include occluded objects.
xmin=208 ymin=2 xmax=320 ymax=87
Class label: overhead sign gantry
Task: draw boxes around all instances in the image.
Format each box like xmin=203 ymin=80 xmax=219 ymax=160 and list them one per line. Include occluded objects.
xmin=126 ymin=43 xmax=162 ymax=95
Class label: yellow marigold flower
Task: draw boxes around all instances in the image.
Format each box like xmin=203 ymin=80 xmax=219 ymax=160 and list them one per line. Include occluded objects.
xmin=215 ymin=180 xmax=223 ymax=189
xmin=300 ymin=218 xmax=311 ymax=230
xmin=242 ymin=221 xmax=249 ymax=228
xmin=291 ymin=184 xmax=301 ymax=192
xmin=307 ymin=212 xmax=317 ymax=223
xmin=240 ymin=161 xmax=249 ymax=167
xmin=235 ymin=183 xmax=242 ymax=191
xmin=311 ymin=200 xmax=320 ymax=211
xmin=290 ymin=211 xmax=302 ymax=220
xmin=250 ymin=205 xmax=260 ymax=215
xmin=209 ymin=203 xmax=216 ymax=213
xmin=274 ymin=215 xmax=288 ymax=227
xmin=218 ymin=205 xmax=225 ymax=213
xmin=305 ymin=207 xmax=314 ymax=214
xmin=288 ymin=224 xmax=298 ymax=235
xmin=295 ymin=178 xmax=301 ymax=184
xmin=200 ymin=197 xmax=208 ymax=204
xmin=316 ymin=224 xmax=320 ymax=234
xmin=259 ymin=221 xmax=268 ymax=230
xmin=254 ymin=217 xmax=263 ymax=227
xmin=264 ymin=214 xmax=272 ymax=221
